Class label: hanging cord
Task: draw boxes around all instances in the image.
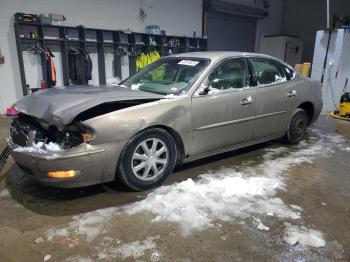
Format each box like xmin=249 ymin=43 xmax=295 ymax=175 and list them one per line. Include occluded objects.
xmin=0 ymin=146 xmax=10 ymax=174
xmin=327 ymin=63 xmax=339 ymax=110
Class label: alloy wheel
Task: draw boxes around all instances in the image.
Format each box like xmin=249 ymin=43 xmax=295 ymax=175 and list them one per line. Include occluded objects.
xmin=131 ymin=138 xmax=169 ymax=181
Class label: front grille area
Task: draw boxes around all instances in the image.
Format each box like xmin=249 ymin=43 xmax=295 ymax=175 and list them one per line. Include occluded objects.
xmin=10 ymin=114 xmax=46 ymax=147
xmin=9 ymin=114 xmax=85 ymax=150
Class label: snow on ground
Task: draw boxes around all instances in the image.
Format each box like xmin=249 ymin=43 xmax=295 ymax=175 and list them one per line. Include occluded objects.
xmin=97 ymin=236 xmax=160 ymax=260
xmin=65 ymin=256 xmax=94 ymax=262
xmin=125 ymin=132 xmax=340 ymax=235
xmin=45 ymin=129 xmax=345 ymax=252
xmin=253 ymin=217 xmax=270 ymax=231
xmin=47 ymin=208 xmax=118 ymax=244
xmin=283 ymin=222 xmax=326 ymax=247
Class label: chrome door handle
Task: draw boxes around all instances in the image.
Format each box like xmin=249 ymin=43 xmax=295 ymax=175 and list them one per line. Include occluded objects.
xmin=287 ymin=90 xmax=297 ymax=97
xmin=240 ymin=95 xmax=253 ymax=105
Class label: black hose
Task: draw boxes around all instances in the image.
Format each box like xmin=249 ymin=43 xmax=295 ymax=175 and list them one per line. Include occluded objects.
xmin=0 ymin=146 xmax=10 ymax=173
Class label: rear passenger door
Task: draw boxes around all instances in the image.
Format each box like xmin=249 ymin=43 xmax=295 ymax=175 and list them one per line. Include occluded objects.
xmin=249 ymin=57 xmax=297 ymax=139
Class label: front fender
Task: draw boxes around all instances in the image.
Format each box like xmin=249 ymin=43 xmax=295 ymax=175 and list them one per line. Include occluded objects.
xmin=83 ymin=97 xmax=192 ymax=155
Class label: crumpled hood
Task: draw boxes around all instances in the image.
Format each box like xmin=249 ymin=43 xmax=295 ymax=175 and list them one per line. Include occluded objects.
xmin=14 ymin=85 xmax=164 ymax=129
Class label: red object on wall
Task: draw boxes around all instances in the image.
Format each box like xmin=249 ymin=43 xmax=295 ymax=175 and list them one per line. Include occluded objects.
xmin=41 ymin=80 xmax=47 ymax=90
xmin=6 ymin=107 xmax=18 ymax=117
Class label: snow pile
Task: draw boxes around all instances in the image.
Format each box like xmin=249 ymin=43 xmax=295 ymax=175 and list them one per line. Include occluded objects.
xmin=44 ymin=142 xmax=62 ymax=152
xmin=208 ymin=87 xmax=250 ymax=95
xmin=253 ymin=217 xmax=270 ymax=231
xmin=11 ymin=140 xmax=62 ymax=160
xmin=125 ymin=135 xmax=335 ymax=235
xmin=98 ymin=236 xmax=159 ymax=260
xmin=106 ymin=77 xmax=121 ymax=86
xmin=131 ymin=83 xmax=142 ymax=91
xmin=283 ymin=223 xmax=326 ymax=248
xmin=0 ymin=189 xmax=10 ymax=198
xmin=126 ymin=173 xmax=297 ymax=235
xmin=13 ymin=142 xmax=47 ymax=154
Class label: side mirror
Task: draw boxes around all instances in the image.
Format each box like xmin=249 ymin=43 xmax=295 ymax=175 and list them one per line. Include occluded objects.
xmin=198 ymin=85 xmax=210 ymax=96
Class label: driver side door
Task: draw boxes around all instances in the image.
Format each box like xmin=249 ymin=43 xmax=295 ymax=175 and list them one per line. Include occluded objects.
xmin=190 ymin=58 xmax=255 ymax=156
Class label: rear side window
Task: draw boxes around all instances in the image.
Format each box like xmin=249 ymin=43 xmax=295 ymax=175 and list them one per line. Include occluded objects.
xmin=250 ymin=58 xmax=287 ymax=86
xmin=208 ymin=58 xmax=249 ymax=91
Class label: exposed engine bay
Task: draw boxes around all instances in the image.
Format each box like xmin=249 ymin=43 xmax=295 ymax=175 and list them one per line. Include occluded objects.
xmin=9 ymin=99 xmax=161 ymax=151
xmin=9 ymin=114 xmax=91 ymax=150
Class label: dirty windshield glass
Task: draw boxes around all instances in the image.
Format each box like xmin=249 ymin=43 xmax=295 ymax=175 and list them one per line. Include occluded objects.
xmin=121 ymin=57 xmax=210 ymax=95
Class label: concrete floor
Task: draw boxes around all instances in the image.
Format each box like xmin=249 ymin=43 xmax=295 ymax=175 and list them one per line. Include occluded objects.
xmin=0 ymin=114 xmax=350 ymax=262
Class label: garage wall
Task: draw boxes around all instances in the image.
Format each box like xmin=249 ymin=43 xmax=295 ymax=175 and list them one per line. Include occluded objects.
xmin=207 ymin=12 xmax=257 ymax=51
xmin=0 ymin=0 xmax=284 ymax=114
xmin=0 ymin=0 xmax=202 ymax=113
xmin=206 ymin=0 xmax=284 ymax=52
xmin=282 ymin=0 xmax=350 ymax=62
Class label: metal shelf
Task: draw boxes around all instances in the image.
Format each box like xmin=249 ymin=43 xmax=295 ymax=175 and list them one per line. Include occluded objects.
xmin=14 ymin=19 xmax=207 ymax=96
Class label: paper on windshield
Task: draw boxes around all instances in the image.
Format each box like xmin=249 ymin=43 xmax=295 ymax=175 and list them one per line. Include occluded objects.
xmin=178 ymin=60 xmax=199 ymax=66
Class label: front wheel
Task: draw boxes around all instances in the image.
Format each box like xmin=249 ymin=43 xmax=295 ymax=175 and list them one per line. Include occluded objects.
xmin=117 ymin=128 xmax=177 ymax=191
xmin=284 ymin=108 xmax=308 ymax=144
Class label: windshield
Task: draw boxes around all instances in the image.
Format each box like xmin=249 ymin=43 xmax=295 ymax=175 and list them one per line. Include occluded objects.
xmin=121 ymin=57 xmax=210 ymax=95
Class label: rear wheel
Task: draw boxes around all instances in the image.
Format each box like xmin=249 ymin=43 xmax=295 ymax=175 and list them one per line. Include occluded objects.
xmin=284 ymin=108 xmax=308 ymax=144
xmin=117 ymin=128 xmax=177 ymax=191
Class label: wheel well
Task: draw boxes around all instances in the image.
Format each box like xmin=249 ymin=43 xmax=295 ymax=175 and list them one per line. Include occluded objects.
xmin=144 ymin=125 xmax=185 ymax=165
xmin=298 ymin=102 xmax=314 ymax=124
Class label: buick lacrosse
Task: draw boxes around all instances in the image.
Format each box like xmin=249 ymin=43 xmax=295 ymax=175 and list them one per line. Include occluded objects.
xmin=8 ymin=52 xmax=322 ymax=190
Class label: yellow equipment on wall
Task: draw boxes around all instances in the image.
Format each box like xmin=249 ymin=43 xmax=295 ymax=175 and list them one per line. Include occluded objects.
xmin=136 ymin=50 xmax=161 ymax=71
xmin=330 ymin=92 xmax=350 ymax=121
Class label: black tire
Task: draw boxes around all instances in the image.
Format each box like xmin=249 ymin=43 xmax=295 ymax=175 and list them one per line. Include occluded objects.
xmin=284 ymin=108 xmax=308 ymax=144
xmin=116 ymin=128 xmax=177 ymax=191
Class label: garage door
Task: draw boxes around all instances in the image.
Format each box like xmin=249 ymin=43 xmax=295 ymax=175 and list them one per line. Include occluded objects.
xmin=207 ymin=11 xmax=257 ymax=52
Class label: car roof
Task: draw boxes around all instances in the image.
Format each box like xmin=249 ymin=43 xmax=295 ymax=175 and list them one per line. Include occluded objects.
xmin=168 ymin=51 xmax=280 ymax=63
xmin=168 ymin=51 xmax=294 ymax=68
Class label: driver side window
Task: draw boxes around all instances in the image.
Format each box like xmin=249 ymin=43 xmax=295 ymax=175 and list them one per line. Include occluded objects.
xmin=208 ymin=58 xmax=249 ymax=91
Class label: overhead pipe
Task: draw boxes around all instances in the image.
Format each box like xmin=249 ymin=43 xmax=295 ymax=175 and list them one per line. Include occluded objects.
xmin=326 ymin=0 xmax=330 ymax=28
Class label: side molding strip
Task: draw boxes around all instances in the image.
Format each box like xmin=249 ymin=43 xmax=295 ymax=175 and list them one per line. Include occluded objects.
xmin=196 ymin=111 xmax=287 ymax=131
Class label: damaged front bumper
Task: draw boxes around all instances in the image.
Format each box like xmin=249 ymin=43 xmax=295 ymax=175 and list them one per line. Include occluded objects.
xmin=8 ymin=138 xmax=125 ymax=188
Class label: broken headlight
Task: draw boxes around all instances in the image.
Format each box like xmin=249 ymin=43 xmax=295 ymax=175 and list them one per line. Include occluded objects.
xmin=61 ymin=124 xmax=95 ymax=149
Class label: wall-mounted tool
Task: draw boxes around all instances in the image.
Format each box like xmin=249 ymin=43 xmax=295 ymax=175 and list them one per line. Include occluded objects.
xmin=0 ymin=47 xmax=4 ymax=64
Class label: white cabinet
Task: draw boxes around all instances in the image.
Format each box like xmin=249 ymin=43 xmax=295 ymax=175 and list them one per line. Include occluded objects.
xmin=260 ymin=35 xmax=303 ymax=67
xmin=311 ymin=29 xmax=350 ymax=112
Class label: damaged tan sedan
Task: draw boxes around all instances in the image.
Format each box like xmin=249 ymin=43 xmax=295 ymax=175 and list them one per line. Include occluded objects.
xmin=8 ymin=52 xmax=322 ymax=190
